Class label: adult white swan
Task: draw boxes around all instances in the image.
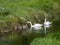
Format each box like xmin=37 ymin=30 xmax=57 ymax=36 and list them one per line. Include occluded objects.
xmin=44 ymin=17 xmax=52 ymax=28
xmin=44 ymin=16 xmax=52 ymax=35
xmin=27 ymin=21 xmax=43 ymax=30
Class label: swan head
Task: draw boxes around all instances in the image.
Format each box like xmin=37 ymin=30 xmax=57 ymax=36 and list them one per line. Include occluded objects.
xmin=27 ymin=21 xmax=32 ymax=24
xmin=26 ymin=21 xmax=32 ymax=26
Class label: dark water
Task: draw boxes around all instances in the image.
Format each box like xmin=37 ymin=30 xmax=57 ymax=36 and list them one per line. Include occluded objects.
xmin=0 ymin=20 xmax=60 ymax=45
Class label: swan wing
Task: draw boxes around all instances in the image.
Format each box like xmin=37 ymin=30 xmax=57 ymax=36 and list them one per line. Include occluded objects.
xmin=44 ymin=21 xmax=52 ymax=25
xmin=33 ymin=24 xmax=43 ymax=26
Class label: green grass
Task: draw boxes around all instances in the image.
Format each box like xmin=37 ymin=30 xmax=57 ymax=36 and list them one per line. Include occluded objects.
xmin=30 ymin=37 xmax=60 ymax=45
xmin=30 ymin=33 xmax=60 ymax=45
xmin=0 ymin=0 xmax=60 ymax=22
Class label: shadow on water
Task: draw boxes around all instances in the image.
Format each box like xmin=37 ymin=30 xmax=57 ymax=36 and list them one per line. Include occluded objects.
xmin=21 ymin=30 xmax=46 ymax=45
xmin=0 ymin=29 xmax=46 ymax=45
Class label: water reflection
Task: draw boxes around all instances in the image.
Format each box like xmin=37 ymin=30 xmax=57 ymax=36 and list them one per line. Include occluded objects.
xmin=44 ymin=17 xmax=52 ymax=35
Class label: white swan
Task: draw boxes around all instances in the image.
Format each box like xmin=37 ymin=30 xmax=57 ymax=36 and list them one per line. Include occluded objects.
xmin=44 ymin=17 xmax=52 ymax=28
xmin=27 ymin=21 xmax=43 ymax=30
xmin=44 ymin=16 xmax=52 ymax=35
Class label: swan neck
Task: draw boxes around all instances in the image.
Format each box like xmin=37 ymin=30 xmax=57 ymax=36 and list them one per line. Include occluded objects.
xmin=45 ymin=17 xmax=47 ymax=22
xmin=30 ymin=22 xmax=32 ymax=27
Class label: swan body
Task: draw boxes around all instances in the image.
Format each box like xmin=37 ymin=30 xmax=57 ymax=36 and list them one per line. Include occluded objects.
xmin=44 ymin=21 xmax=52 ymax=25
xmin=32 ymin=24 xmax=43 ymax=30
